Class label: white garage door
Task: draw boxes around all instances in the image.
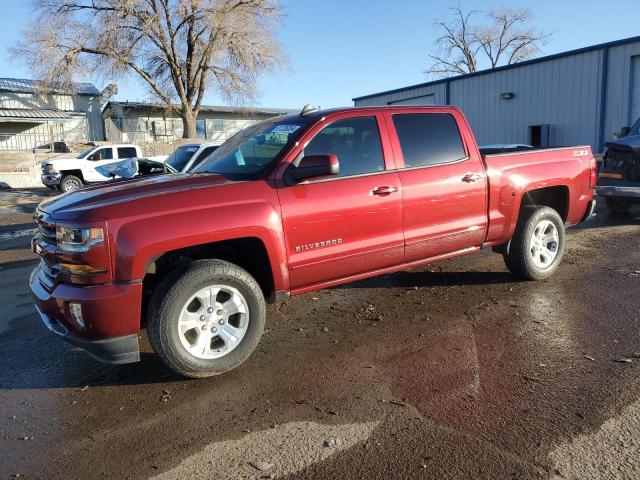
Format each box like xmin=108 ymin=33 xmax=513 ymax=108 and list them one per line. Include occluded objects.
xmin=632 ymin=56 xmax=640 ymax=124
xmin=388 ymin=94 xmax=435 ymax=106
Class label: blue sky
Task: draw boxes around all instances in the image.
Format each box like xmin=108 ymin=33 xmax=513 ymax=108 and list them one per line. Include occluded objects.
xmin=2 ymin=0 xmax=639 ymax=108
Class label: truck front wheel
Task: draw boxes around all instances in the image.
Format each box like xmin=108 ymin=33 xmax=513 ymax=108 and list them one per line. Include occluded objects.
xmin=604 ymin=196 xmax=632 ymax=214
xmin=147 ymin=259 xmax=266 ymax=378
xmin=60 ymin=175 xmax=83 ymax=193
xmin=503 ymin=206 xmax=566 ymax=280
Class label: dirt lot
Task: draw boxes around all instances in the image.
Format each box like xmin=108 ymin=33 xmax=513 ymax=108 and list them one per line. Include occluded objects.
xmin=0 ymin=189 xmax=639 ymax=480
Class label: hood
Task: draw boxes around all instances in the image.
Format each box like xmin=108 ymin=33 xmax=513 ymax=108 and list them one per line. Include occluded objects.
xmin=38 ymin=173 xmax=231 ymax=221
xmin=605 ymin=135 xmax=640 ymax=153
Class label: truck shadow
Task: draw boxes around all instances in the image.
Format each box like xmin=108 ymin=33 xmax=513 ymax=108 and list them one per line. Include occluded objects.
xmin=337 ymin=269 xmax=518 ymax=290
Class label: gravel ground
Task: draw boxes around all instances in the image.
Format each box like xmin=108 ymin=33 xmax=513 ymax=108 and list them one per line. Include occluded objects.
xmin=0 ymin=189 xmax=639 ymax=480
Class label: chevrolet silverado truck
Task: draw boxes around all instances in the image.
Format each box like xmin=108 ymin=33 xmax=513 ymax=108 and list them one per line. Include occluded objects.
xmin=41 ymin=144 xmax=168 ymax=193
xmin=597 ymin=117 xmax=640 ymax=213
xmin=30 ymin=106 xmax=596 ymax=378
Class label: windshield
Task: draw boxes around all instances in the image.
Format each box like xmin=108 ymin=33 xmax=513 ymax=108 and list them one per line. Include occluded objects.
xmin=76 ymin=147 xmax=96 ymax=159
xmin=629 ymin=117 xmax=640 ymax=136
xmin=166 ymin=145 xmax=200 ymax=171
xmin=191 ymin=117 xmax=308 ymax=180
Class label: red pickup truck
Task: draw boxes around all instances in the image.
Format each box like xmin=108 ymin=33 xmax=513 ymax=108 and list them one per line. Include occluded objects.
xmin=30 ymin=106 xmax=596 ymax=377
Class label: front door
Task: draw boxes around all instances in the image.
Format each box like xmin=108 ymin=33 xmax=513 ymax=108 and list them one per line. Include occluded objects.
xmin=384 ymin=110 xmax=488 ymax=262
xmin=84 ymin=147 xmax=115 ymax=181
xmin=277 ymin=113 xmax=404 ymax=291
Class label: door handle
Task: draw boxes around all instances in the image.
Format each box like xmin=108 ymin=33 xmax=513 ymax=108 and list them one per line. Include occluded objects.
xmin=371 ymin=186 xmax=398 ymax=196
xmin=462 ymin=173 xmax=483 ymax=183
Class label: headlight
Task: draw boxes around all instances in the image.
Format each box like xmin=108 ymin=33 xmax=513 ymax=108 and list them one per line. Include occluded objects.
xmin=56 ymin=226 xmax=104 ymax=252
xmin=42 ymin=164 xmax=56 ymax=174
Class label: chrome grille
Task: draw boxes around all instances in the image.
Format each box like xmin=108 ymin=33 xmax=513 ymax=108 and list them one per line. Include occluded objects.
xmin=34 ymin=209 xmax=56 ymax=246
xmin=38 ymin=261 xmax=59 ymax=291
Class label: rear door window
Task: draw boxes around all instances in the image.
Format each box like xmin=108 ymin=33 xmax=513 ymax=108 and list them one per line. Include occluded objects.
xmin=392 ymin=113 xmax=466 ymax=168
xmin=117 ymin=147 xmax=138 ymax=159
xmin=303 ymin=116 xmax=385 ymax=178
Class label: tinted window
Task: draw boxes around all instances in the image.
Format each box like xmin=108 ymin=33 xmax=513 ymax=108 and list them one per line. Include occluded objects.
xmin=392 ymin=113 xmax=465 ymax=168
xmin=117 ymin=147 xmax=137 ymax=159
xmin=91 ymin=148 xmax=113 ymax=160
xmin=304 ymin=116 xmax=384 ymax=177
xmin=190 ymin=146 xmax=219 ymax=170
xmin=166 ymin=145 xmax=199 ymax=171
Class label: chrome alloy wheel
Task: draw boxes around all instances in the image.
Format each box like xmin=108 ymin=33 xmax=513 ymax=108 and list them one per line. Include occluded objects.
xmin=529 ymin=219 xmax=559 ymax=269
xmin=63 ymin=178 xmax=82 ymax=192
xmin=177 ymin=285 xmax=249 ymax=360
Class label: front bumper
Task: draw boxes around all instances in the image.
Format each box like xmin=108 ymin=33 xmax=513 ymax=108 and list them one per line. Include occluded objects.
xmin=29 ymin=263 xmax=142 ymax=364
xmin=34 ymin=305 xmax=139 ymax=364
xmin=41 ymin=173 xmax=62 ymax=186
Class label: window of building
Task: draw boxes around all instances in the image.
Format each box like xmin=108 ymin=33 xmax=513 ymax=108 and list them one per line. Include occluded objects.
xmin=213 ymin=119 xmax=224 ymax=132
xmin=392 ymin=113 xmax=466 ymax=168
xmin=117 ymin=147 xmax=137 ymax=159
xmin=303 ymin=116 xmax=385 ymax=178
xmin=196 ymin=119 xmax=207 ymax=139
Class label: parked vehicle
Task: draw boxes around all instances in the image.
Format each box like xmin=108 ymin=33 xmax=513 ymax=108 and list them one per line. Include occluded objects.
xmin=30 ymin=106 xmax=596 ymax=377
xmin=40 ymin=144 xmax=168 ymax=193
xmin=165 ymin=143 xmax=221 ymax=173
xmin=597 ymin=117 xmax=640 ymax=214
xmin=95 ymin=157 xmax=176 ymax=180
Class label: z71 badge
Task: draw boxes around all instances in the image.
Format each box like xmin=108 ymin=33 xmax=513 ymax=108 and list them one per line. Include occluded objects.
xmin=295 ymin=238 xmax=342 ymax=252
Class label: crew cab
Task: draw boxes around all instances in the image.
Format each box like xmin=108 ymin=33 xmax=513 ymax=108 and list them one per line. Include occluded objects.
xmin=40 ymin=144 xmax=168 ymax=193
xmin=165 ymin=142 xmax=221 ymax=173
xmin=30 ymin=106 xmax=596 ymax=377
xmin=597 ymin=117 xmax=640 ymax=213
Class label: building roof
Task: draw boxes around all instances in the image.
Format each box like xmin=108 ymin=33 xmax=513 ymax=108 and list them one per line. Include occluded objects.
xmin=353 ymin=34 xmax=640 ymax=102
xmin=0 ymin=78 xmax=100 ymax=96
xmin=0 ymin=108 xmax=73 ymax=121
xmin=103 ymin=100 xmax=296 ymax=116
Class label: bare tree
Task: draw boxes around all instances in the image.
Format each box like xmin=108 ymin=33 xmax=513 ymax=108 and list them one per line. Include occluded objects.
xmin=427 ymin=6 xmax=550 ymax=78
xmin=13 ymin=0 xmax=286 ymax=138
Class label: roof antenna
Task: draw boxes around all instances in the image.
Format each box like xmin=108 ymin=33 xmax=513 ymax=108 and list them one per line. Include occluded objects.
xmin=300 ymin=104 xmax=318 ymax=116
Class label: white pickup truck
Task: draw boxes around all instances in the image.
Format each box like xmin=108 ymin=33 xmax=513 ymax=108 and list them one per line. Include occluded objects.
xmin=40 ymin=144 xmax=168 ymax=193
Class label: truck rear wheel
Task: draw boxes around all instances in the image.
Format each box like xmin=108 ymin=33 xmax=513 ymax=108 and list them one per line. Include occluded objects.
xmin=503 ymin=206 xmax=565 ymax=280
xmin=60 ymin=175 xmax=83 ymax=193
xmin=604 ymin=196 xmax=632 ymax=214
xmin=147 ymin=259 xmax=266 ymax=378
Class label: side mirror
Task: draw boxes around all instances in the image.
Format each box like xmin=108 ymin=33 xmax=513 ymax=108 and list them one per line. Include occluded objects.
xmin=292 ymin=154 xmax=339 ymax=182
xmin=620 ymin=126 xmax=630 ymax=138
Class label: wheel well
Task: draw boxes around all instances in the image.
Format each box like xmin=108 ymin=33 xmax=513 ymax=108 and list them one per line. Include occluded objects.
xmin=60 ymin=170 xmax=84 ymax=181
xmin=520 ymin=186 xmax=569 ymax=221
xmin=141 ymin=237 xmax=275 ymax=324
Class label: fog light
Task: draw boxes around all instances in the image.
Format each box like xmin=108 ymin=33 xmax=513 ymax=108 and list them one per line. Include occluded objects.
xmin=69 ymin=303 xmax=85 ymax=329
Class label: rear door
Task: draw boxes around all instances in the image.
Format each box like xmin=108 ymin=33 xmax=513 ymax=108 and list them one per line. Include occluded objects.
xmin=277 ymin=111 xmax=404 ymax=291
xmin=383 ymin=109 xmax=488 ymax=262
xmin=83 ymin=147 xmax=115 ymax=181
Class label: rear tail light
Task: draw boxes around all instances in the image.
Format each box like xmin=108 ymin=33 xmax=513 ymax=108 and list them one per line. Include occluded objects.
xmin=589 ymin=156 xmax=597 ymax=188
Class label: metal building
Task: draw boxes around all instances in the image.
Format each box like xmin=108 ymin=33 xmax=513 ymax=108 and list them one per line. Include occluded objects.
xmin=102 ymin=101 xmax=295 ymax=144
xmin=353 ymin=35 xmax=640 ymax=153
xmin=0 ymin=78 xmax=104 ymax=150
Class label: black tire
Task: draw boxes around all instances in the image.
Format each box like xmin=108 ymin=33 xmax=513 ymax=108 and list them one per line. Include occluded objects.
xmin=605 ymin=196 xmax=632 ymax=214
xmin=60 ymin=175 xmax=83 ymax=193
xmin=503 ymin=206 xmax=566 ymax=280
xmin=147 ymin=259 xmax=266 ymax=378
